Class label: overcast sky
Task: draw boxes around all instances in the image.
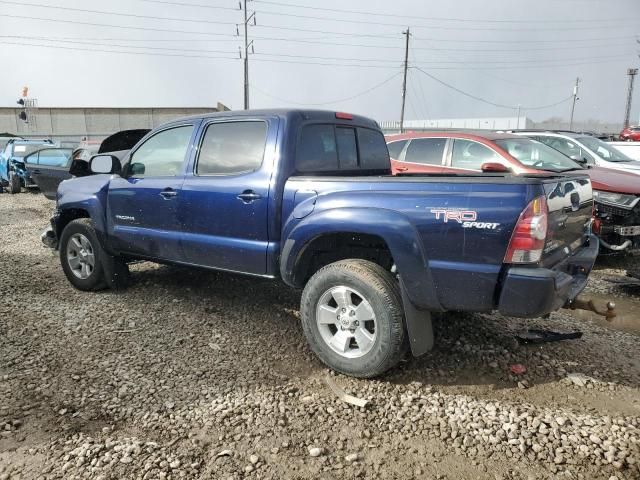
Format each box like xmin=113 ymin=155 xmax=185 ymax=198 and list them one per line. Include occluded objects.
xmin=0 ymin=0 xmax=639 ymax=125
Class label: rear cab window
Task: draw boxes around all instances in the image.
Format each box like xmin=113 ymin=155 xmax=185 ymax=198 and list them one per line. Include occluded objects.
xmin=296 ymin=124 xmax=389 ymax=174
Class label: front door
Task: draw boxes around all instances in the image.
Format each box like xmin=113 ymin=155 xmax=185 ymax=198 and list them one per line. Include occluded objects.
xmin=107 ymin=123 xmax=198 ymax=261
xmin=179 ymin=118 xmax=276 ymax=275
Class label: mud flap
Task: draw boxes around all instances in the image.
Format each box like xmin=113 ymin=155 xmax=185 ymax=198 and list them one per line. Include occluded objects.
xmin=400 ymin=277 xmax=434 ymax=357
xmin=101 ymin=253 xmax=130 ymax=290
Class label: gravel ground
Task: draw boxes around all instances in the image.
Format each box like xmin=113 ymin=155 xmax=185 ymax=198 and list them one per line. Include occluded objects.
xmin=1 ymin=193 xmax=639 ymax=480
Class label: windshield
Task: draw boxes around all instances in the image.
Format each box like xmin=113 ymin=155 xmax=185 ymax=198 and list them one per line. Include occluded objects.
xmin=494 ymin=138 xmax=583 ymax=172
xmin=578 ymin=136 xmax=633 ymax=162
xmin=11 ymin=144 xmax=49 ymax=158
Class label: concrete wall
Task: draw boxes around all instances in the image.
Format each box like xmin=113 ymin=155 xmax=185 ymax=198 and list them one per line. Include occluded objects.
xmin=0 ymin=103 xmax=230 ymax=143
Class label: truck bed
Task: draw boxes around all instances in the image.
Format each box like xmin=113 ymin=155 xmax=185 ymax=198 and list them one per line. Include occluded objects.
xmin=280 ymin=172 xmax=593 ymax=314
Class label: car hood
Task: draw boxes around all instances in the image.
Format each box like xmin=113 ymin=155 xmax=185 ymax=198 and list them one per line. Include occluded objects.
xmin=582 ymin=166 xmax=640 ymax=195
xmin=57 ymin=173 xmax=112 ymax=204
xmin=98 ymin=129 xmax=150 ymax=153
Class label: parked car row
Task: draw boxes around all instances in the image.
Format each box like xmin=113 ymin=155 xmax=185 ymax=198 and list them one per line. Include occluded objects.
xmin=0 ymin=129 xmax=150 ymax=198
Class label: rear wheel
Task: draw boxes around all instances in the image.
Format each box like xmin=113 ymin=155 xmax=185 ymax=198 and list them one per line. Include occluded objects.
xmin=300 ymin=259 xmax=407 ymax=378
xmin=8 ymin=171 xmax=21 ymax=194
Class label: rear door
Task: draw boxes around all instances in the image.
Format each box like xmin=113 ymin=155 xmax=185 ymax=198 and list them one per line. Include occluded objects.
xmin=24 ymin=148 xmax=73 ymax=199
xmin=178 ymin=117 xmax=276 ymax=275
xmin=106 ymin=122 xmax=198 ymax=261
xmin=394 ymin=138 xmax=448 ymax=174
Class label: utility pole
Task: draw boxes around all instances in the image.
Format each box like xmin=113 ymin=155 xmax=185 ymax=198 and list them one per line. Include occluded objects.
xmin=516 ymin=104 xmax=521 ymax=129
xmin=240 ymin=0 xmax=255 ymax=110
xmin=623 ymin=68 xmax=638 ymax=128
xmin=400 ymin=28 xmax=410 ymax=133
xmin=569 ymin=77 xmax=580 ymax=131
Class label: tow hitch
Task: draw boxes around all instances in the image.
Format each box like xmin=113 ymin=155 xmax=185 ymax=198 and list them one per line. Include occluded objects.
xmin=566 ymin=295 xmax=617 ymax=321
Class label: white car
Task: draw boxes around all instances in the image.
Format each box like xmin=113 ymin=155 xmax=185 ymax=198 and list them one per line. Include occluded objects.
xmin=511 ymin=131 xmax=640 ymax=174
xmin=609 ymin=141 xmax=640 ymax=161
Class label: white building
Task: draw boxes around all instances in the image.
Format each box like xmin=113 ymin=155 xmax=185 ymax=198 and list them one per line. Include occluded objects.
xmin=380 ymin=116 xmax=533 ymax=134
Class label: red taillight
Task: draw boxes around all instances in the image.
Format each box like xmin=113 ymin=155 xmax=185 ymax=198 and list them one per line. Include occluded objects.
xmin=504 ymin=196 xmax=548 ymax=264
xmin=335 ymin=112 xmax=353 ymax=120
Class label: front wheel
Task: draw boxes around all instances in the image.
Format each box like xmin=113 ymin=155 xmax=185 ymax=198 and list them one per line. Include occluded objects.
xmin=300 ymin=259 xmax=407 ymax=378
xmin=8 ymin=171 xmax=21 ymax=194
xmin=59 ymin=219 xmax=108 ymax=291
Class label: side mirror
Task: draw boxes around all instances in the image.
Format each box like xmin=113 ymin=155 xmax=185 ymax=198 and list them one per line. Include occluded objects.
xmin=129 ymin=162 xmax=145 ymax=176
xmin=89 ymin=154 xmax=121 ymax=175
xmin=481 ymin=162 xmax=511 ymax=173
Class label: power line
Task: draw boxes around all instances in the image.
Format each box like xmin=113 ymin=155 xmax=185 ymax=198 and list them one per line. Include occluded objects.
xmin=253 ymin=9 xmax=640 ymax=32
xmin=0 ymin=40 xmax=238 ymax=60
xmin=4 ymin=11 xmax=636 ymax=44
xmin=0 ymin=1 xmax=236 ymax=26
xmin=2 ymin=35 xmax=634 ymax=64
xmin=0 ymin=14 xmax=236 ymax=37
xmin=412 ymin=66 xmax=574 ymax=110
xmin=253 ymin=0 xmax=636 ymax=25
xmin=409 ymin=50 xmax=430 ymax=119
xmin=412 ymin=34 xmax=638 ymax=44
xmin=2 ymin=39 xmax=634 ymax=71
xmin=0 ymin=40 xmax=396 ymax=68
xmin=250 ymin=71 xmax=402 ymax=105
xmin=253 ymin=51 xmax=632 ymax=66
xmin=0 ymin=35 xmax=237 ymax=55
xmin=138 ymin=0 xmax=237 ymax=11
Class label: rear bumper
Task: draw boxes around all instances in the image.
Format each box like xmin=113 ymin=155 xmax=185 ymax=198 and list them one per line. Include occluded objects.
xmin=497 ymin=235 xmax=599 ymax=318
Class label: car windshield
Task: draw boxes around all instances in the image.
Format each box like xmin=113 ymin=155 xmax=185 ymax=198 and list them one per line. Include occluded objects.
xmin=11 ymin=144 xmax=49 ymax=158
xmin=577 ymin=136 xmax=633 ymax=162
xmin=494 ymin=138 xmax=583 ymax=172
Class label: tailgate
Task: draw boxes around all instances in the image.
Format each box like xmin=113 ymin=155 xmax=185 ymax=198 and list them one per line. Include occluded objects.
xmin=542 ymin=175 xmax=593 ymax=266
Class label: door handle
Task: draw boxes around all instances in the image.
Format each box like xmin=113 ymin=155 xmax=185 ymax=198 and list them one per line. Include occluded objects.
xmin=159 ymin=188 xmax=178 ymax=200
xmin=237 ymin=190 xmax=262 ymax=203
xmin=396 ymin=166 xmax=408 ymax=172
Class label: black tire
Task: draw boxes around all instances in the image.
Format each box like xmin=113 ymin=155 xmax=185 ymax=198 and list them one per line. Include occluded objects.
xmin=59 ymin=219 xmax=108 ymax=291
xmin=300 ymin=259 xmax=407 ymax=378
xmin=8 ymin=171 xmax=21 ymax=194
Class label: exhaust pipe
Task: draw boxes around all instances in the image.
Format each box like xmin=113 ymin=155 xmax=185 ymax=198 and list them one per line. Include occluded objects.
xmin=566 ymin=295 xmax=616 ymax=321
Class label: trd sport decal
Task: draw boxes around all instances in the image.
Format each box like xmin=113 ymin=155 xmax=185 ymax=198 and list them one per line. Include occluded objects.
xmin=430 ymin=208 xmax=500 ymax=230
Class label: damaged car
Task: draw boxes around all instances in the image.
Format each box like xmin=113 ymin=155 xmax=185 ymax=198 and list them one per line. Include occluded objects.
xmin=0 ymin=138 xmax=56 ymax=193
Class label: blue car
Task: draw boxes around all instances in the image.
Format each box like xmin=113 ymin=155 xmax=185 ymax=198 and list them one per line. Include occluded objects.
xmin=0 ymin=138 xmax=56 ymax=193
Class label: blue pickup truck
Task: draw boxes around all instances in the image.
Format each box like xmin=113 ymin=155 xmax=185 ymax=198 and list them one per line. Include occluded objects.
xmin=42 ymin=109 xmax=598 ymax=377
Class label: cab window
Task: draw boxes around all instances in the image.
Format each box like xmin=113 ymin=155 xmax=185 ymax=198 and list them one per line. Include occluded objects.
xmin=387 ymin=140 xmax=407 ymax=160
xmin=404 ymin=138 xmax=446 ymax=165
xmin=196 ymin=121 xmax=267 ymax=175
xmin=128 ymin=125 xmax=194 ymax=177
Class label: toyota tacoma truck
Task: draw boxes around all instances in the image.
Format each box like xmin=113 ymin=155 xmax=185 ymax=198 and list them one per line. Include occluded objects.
xmin=42 ymin=109 xmax=598 ymax=377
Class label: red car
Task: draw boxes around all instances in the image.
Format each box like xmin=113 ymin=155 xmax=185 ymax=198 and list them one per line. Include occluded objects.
xmin=386 ymin=131 xmax=582 ymax=175
xmin=387 ymin=131 xmax=640 ymax=252
xmin=620 ymin=126 xmax=640 ymax=142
